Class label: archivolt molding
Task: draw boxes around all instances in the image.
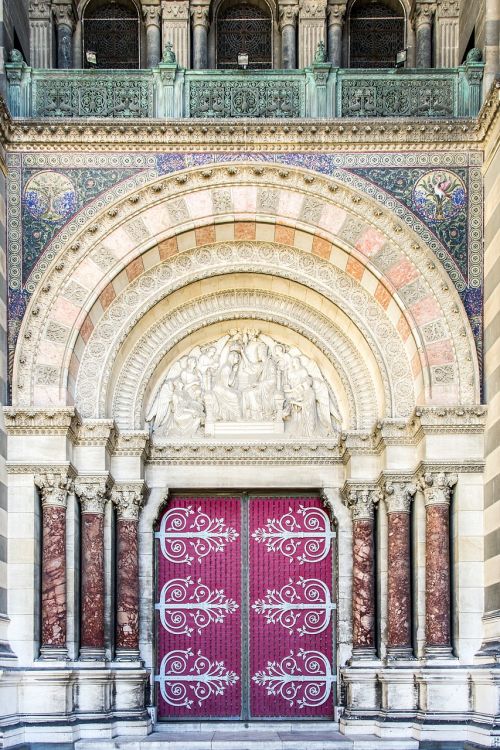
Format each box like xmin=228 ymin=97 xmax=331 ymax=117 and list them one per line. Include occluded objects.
xmin=12 ymin=163 xmax=479 ymax=409
xmin=110 ymin=287 xmax=381 ymax=430
xmin=76 ymin=241 xmax=412 ymax=421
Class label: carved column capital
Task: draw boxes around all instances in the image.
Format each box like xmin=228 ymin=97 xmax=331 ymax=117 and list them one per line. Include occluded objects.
xmin=53 ymin=3 xmax=75 ymax=28
xmin=35 ymin=471 xmax=73 ymax=508
xmin=74 ymin=475 xmax=111 ymax=514
xmin=327 ymin=3 xmax=345 ymax=26
xmin=412 ymin=3 xmax=436 ymax=28
xmin=418 ymin=471 xmax=457 ymax=507
xmin=143 ymin=5 xmax=162 ymax=26
xmin=190 ymin=5 xmax=210 ymax=28
xmin=111 ymin=482 xmax=146 ymax=521
xmin=279 ymin=4 xmax=299 ymax=29
xmin=383 ymin=481 xmax=417 ymax=514
xmin=344 ymin=486 xmax=381 ymax=521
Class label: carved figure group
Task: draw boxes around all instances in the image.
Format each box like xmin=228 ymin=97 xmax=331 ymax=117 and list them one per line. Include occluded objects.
xmin=146 ymin=330 xmax=341 ymax=439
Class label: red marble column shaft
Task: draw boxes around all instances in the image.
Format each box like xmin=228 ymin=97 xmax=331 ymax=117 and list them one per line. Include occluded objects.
xmin=41 ymin=505 xmax=67 ymax=648
xmin=81 ymin=512 xmax=105 ymax=650
xmin=116 ymin=519 xmax=140 ymax=650
xmin=425 ymin=503 xmax=451 ymax=647
xmin=387 ymin=511 xmax=411 ymax=648
xmin=352 ymin=517 xmax=376 ymax=649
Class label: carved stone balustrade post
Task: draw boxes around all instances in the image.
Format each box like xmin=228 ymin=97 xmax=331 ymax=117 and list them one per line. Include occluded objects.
xmin=191 ymin=5 xmax=210 ymax=70
xmin=327 ymin=3 xmax=345 ymax=66
xmin=35 ymin=470 xmax=74 ymax=660
xmin=414 ymin=3 xmax=436 ymax=68
xmin=54 ymin=3 xmax=75 ymax=68
xmin=279 ymin=4 xmax=299 ymax=69
xmin=383 ymin=480 xmax=417 ymax=660
xmin=143 ymin=5 xmax=162 ymax=67
xmin=298 ymin=0 xmax=327 ymax=68
xmin=418 ymin=471 xmax=457 ymax=659
xmin=111 ymin=483 xmax=146 ymax=660
xmin=75 ymin=475 xmax=110 ymax=660
xmin=344 ymin=487 xmax=379 ymax=660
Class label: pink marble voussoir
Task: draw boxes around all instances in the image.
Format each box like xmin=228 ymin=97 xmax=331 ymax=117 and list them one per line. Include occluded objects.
xmin=355 ymin=226 xmax=386 ymax=258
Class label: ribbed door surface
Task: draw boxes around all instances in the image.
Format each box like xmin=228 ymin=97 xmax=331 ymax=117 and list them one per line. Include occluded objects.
xmin=155 ymin=494 xmax=335 ymax=720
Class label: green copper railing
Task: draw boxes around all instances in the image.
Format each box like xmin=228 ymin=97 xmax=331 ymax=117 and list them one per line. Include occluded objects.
xmin=5 ymin=54 xmax=484 ymax=120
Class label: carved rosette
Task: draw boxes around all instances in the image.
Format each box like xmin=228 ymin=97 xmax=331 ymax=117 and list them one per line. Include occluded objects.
xmin=74 ymin=476 xmax=110 ymax=515
xmin=111 ymin=483 xmax=146 ymax=521
xmin=35 ymin=471 xmax=73 ymax=508
xmin=418 ymin=471 xmax=457 ymax=506
xmin=384 ymin=481 xmax=417 ymax=514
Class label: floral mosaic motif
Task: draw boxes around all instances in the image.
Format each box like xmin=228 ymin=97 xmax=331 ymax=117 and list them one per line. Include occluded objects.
xmin=252 ymin=505 xmax=335 ymax=564
xmin=155 ymin=505 xmax=239 ymax=565
xmin=252 ymin=576 xmax=335 ymax=635
xmin=24 ymin=171 xmax=77 ymax=222
xmin=155 ymin=648 xmax=239 ymax=708
xmin=413 ymin=170 xmax=467 ymax=223
xmin=252 ymin=649 xmax=335 ymax=708
xmin=156 ymin=576 xmax=238 ymax=636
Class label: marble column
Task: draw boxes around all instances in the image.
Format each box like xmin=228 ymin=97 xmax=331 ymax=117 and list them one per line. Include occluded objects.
xmin=35 ymin=471 xmax=73 ymax=660
xmin=55 ymin=4 xmax=74 ymax=68
xmin=414 ymin=4 xmax=435 ymax=68
xmin=279 ymin=5 xmax=298 ymax=69
xmin=419 ymin=471 xmax=457 ymax=659
xmin=191 ymin=6 xmax=210 ymax=70
xmin=111 ymin=484 xmax=145 ymax=660
xmin=75 ymin=476 xmax=109 ymax=660
xmin=327 ymin=3 xmax=345 ymax=66
xmin=384 ymin=481 xmax=417 ymax=660
xmin=346 ymin=488 xmax=379 ymax=660
xmin=144 ymin=6 xmax=162 ymax=67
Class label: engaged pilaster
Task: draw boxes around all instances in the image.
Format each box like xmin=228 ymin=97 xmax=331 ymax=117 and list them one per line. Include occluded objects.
xmin=344 ymin=486 xmax=379 ymax=660
xmin=75 ymin=475 xmax=111 ymax=661
xmin=111 ymin=482 xmax=146 ymax=661
xmin=327 ymin=3 xmax=345 ymax=66
xmin=29 ymin=0 xmax=53 ymax=68
xmin=279 ymin=4 xmax=299 ymax=69
xmin=161 ymin=0 xmax=190 ymax=68
xmin=191 ymin=5 xmax=210 ymax=70
xmin=143 ymin=5 xmax=162 ymax=67
xmin=383 ymin=480 xmax=416 ymax=660
xmin=298 ymin=0 xmax=327 ymax=68
xmin=35 ymin=470 xmax=74 ymax=660
xmin=418 ymin=471 xmax=457 ymax=659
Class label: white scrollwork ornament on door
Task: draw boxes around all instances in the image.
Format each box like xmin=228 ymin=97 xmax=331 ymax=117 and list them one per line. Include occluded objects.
xmin=252 ymin=505 xmax=335 ymax=564
xmin=155 ymin=505 xmax=239 ymax=564
xmin=155 ymin=648 xmax=239 ymax=709
xmin=252 ymin=577 xmax=335 ymax=635
xmin=252 ymin=649 xmax=335 ymax=708
xmin=156 ymin=576 xmax=239 ymax=636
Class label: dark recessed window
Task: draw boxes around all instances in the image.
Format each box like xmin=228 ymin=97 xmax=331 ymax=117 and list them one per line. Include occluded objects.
xmin=217 ymin=1 xmax=272 ymax=69
xmin=349 ymin=0 xmax=405 ymax=68
xmin=83 ymin=0 xmax=139 ymax=69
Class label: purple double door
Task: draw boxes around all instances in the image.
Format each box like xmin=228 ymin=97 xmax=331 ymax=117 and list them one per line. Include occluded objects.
xmin=155 ymin=494 xmax=336 ymax=720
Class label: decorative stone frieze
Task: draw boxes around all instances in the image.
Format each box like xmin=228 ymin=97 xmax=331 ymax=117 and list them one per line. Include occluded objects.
xmin=414 ymin=406 xmax=487 ymax=433
xmin=4 ymin=407 xmax=80 ymax=437
xmin=149 ymin=439 xmax=344 ymax=464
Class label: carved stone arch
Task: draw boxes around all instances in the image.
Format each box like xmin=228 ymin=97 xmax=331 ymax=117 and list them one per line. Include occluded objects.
xmin=11 ymin=163 xmax=479 ymax=412
xmin=107 ymin=283 xmax=382 ymax=429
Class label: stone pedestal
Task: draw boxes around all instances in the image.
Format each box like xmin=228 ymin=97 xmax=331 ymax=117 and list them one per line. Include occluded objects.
xmin=35 ymin=471 xmax=73 ymax=660
xmin=75 ymin=476 xmax=110 ymax=661
xmin=419 ymin=471 xmax=457 ymax=659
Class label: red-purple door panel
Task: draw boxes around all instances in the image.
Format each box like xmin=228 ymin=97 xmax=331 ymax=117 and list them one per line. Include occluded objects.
xmin=249 ymin=496 xmax=335 ymax=718
xmin=155 ymin=496 xmax=241 ymax=718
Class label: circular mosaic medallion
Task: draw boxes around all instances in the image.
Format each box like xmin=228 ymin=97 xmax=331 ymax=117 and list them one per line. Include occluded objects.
xmin=24 ymin=170 xmax=77 ymax=222
xmin=412 ymin=170 xmax=466 ymax=223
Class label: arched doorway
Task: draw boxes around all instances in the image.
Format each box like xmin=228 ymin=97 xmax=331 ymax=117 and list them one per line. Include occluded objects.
xmin=216 ymin=0 xmax=273 ymax=68
xmin=82 ymin=0 xmax=140 ymax=68
xmin=348 ymin=0 xmax=405 ymax=68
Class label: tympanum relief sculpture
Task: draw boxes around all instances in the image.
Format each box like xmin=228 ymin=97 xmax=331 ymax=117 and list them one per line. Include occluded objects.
xmin=146 ymin=330 xmax=341 ymax=439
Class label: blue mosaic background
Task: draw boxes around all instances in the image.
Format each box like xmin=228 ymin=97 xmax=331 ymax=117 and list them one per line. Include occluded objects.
xmin=6 ymin=150 xmax=483 ymax=386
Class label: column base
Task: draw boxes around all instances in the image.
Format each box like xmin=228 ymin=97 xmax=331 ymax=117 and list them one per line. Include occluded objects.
xmin=115 ymin=648 xmax=141 ymax=662
xmin=386 ymin=646 xmax=415 ymax=661
xmin=424 ymin=644 xmax=454 ymax=660
xmin=79 ymin=646 xmax=106 ymax=661
xmin=349 ymin=646 xmax=378 ymax=663
xmin=39 ymin=646 xmax=69 ymax=660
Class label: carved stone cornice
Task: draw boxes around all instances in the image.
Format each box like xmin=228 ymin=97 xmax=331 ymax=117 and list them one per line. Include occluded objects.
xmin=190 ymin=5 xmax=210 ymax=28
xmin=143 ymin=5 xmax=162 ymax=25
xmin=162 ymin=0 xmax=190 ymax=20
xmin=375 ymin=418 xmax=420 ymax=446
xmin=417 ymin=471 xmax=457 ymax=507
xmin=327 ymin=3 xmax=345 ymax=25
xmin=114 ymin=431 xmax=150 ymax=457
xmin=343 ymin=431 xmax=382 ymax=455
xmin=76 ymin=419 xmax=117 ymax=450
xmin=35 ymin=470 xmax=74 ymax=508
xmin=413 ymin=406 xmax=487 ymax=433
xmin=149 ymin=439 xmax=344 ymax=464
xmin=111 ymin=482 xmax=148 ymax=521
xmin=382 ymin=480 xmax=417 ymax=514
xmin=4 ymin=407 xmax=81 ymax=438
xmin=342 ymin=483 xmax=381 ymax=521
xmin=74 ymin=474 xmax=112 ymax=514
xmin=6 ymin=461 xmax=77 ymax=476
